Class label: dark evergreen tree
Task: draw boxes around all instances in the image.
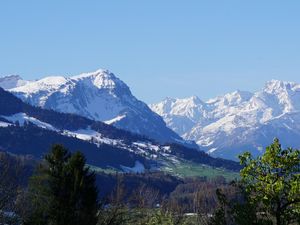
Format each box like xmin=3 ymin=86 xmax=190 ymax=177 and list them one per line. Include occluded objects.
xmin=25 ymin=144 xmax=98 ymax=225
xmin=65 ymin=152 xmax=98 ymax=225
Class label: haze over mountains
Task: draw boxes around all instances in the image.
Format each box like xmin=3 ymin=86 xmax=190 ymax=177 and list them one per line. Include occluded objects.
xmin=151 ymin=80 xmax=300 ymax=159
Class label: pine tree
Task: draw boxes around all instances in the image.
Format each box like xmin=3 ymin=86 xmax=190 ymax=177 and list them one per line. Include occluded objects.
xmin=65 ymin=152 xmax=98 ymax=225
xmin=25 ymin=144 xmax=98 ymax=225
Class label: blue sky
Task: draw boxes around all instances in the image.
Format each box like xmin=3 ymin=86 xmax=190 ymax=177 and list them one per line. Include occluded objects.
xmin=0 ymin=1 xmax=300 ymax=103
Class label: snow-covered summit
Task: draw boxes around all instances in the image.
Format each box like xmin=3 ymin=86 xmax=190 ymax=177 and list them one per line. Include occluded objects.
xmin=11 ymin=76 xmax=68 ymax=95
xmin=263 ymin=79 xmax=300 ymax=93
xmin=151 ymin=80 xmax=300 ymax=159
xmin=0 ymin=69 xmax=185 ymax=145
xmin=0 ymin=75 xmax=29 ymax=90
xmin=207 ymin=90 xmax=253 ymax=106
xmin=9 ymin=69 xmax=129 ymax=95
xmin=71 ymin=69 xmax=129 ymax=90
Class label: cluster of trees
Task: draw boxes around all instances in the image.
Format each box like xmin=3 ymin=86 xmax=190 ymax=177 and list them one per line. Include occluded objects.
xmin=210 ymin=138 xmax=300 ymax=225
xmin=0 ymin=139 xmax=299 ymax=225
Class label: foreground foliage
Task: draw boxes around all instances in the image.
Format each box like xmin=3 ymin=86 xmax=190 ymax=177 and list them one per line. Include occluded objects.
xmin=0 ymin=139 xmax=299 ymax=225
xmin=239 ymin=138 xmax=300 ymax=224
xmin=210 ymin=139 xmax=300 ymax=225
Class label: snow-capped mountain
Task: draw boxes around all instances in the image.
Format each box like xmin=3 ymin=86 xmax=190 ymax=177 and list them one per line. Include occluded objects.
xmin=0 ymin=69 xmax=184 ymax=145
xmin=150 ymin=80 xmax=300 ymax=160
xmin=0 ymin=87 xmax=239 ymax=172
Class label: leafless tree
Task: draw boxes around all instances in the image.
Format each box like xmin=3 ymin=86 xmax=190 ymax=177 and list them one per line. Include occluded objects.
xmin=130 ymin=184 xmax=160 ymax=209
xmin=97 ymin=174 xmax=128 ymax=225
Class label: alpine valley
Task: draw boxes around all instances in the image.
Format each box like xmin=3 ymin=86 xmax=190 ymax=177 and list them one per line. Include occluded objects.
xmin=151 ymin=80 xmax=300 ymax=160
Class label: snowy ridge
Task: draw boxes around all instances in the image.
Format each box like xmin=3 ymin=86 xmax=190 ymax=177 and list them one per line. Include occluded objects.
xmin=150 ymin=80 xmax=300 ymax=159
xmin=3 ymin=113 xmax=57 ymax=131
xmin=0 ymin=121 xmax=11 ymax=127
xmin=0 ymin=70 xmax=185 ymax=145
xmin=0 ymin=112 xmax=173 ymax=163
xmin=0 ymin=75 xmax=29 ymax=90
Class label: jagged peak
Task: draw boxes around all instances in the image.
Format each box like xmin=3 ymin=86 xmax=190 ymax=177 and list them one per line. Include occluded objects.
xmin=161 ymin=97 xmax=177 ymax=103
xmin=263 ymin=79 xmax=299 ymax=93
xmin=224 ymin=89 xmax=253 ymax=99
xmin=150 ymin=96 xmax=206 ymax=116
xmin=71 ymin=69 xmax=111 ymax=79
xmin=176 ymin=96 xmax=204 ymax=107
xmin=187 ymin=95 xmax=202 ymax=102
xmin=206 ymin=89 xmax=252 ymax=105
xmin=71 ymin=69 xmax=128 ymax=90
xmin=149 ymin=97 xmax=176 ymax=112
xmin=163 ymin=96 xmax=203 ymax=105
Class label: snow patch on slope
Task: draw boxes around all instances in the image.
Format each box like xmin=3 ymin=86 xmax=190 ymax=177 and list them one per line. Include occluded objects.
xmin=0 ymin=121 xmax=12 ymax=127
xmin=0 ymin=113 xmax=172 ymax=161
xmin=104 ymin=115 xmax=126 ymax=125
xmin=2 ymin=113 xmax=57 ymax=131
xmin=121 ymin=161 xmax=145 ymax=173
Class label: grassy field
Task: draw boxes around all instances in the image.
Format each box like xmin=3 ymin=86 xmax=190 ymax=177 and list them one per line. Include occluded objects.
xmin=160 ymin=156 xmax=240 ymax=181
xmin=88 ymin=156 xmax=240 ymax=181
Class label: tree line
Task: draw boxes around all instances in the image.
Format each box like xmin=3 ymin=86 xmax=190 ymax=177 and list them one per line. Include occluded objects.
xmin=0 ymin=139 xmax=299 ymax=225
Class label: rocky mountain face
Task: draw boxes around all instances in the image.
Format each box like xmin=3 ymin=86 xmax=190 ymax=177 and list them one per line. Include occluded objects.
xmin=0 ymin=70 xmax=186 ymax=145
xmin=150 ymin=80 xmax=300 ymax=160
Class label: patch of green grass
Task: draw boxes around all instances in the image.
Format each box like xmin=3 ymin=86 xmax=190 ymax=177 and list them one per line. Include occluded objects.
xmin=87 ymin=157 xmax=240 ymax=181
xmin=160 ymin=156 xmax=240 ymax=181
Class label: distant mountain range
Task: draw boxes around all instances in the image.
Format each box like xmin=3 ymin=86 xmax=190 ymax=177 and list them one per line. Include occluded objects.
xmin=0 ymin=70 xmax=189 ymax=146
xmin=150 ymin=80 xmax=300 ymax=159
xmin=2 ymin=70 xmax=298 ymax=161
xmin=0 ymin=87 xmax=238 ymax=172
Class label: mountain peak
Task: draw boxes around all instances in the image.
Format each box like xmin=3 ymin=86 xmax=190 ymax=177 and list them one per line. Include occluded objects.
xmin=71 ymin=69 xmax=110 ymax=79
xmin=263 ymin=79 xmax=299 ymax=93
xmin=0 ymin=75 xmax=28 ymax=90
xmin=71 ymin=69 xmax=127 ymax=90
xmin=224 ymin=89 xmax=253 ymax=101
xmin=206 ymin=89 xmax=253 ymax=105
xmin=4 ymin=68 xmax=185 ymax=145
xmin=151 ymin=79 xmax=300 ymax=159
xmin=187 ymin=95 xmax=203 ymax=104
